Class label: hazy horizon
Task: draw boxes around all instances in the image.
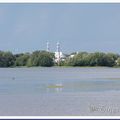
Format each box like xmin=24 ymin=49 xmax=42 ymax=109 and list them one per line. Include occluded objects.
xmin=0 ymin=3 xmax=120 ymax=54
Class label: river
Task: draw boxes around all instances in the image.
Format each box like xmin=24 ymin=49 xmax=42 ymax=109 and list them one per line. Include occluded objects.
xmin=0 ymin=67 xmax=120 ymax=116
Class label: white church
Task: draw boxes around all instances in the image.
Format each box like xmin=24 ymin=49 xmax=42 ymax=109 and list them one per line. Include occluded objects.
xmin=46 ymin=42 xmax=66 ymax=64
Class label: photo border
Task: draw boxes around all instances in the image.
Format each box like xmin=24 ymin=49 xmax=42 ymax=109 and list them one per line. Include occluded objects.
xmin=0 ymin=1 xmax=120 ymax=119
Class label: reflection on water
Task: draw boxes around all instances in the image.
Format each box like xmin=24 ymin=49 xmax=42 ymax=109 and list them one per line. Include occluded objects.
xmin=46 ymin=79 xmax=120 ymax=93
xmin=47 ymin=83 xmax=63 ymax=92
xmin=47 ymin=87 xmax=63 ymax=93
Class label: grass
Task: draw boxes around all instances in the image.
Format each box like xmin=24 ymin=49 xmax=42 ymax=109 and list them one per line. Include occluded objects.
xmin=47 ymin=84 xmax=64 ymax=88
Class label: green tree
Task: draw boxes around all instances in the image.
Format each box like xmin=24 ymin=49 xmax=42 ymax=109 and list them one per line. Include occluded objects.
xmin=65 ymin=52 xmax=88 ymax=66
xmin=64 ymin=52 xmax=116 ymax=67
xmin=27 ymin=51 xmax=54 ymax=67
xmin=15 ymin=53 xmax=30 ymax=66
xmin=0 ymin=51 xmax=15 ymax=67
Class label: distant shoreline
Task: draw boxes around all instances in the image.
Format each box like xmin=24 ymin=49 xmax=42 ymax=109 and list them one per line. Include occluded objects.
xmin=0 ymin=50 xmax=120 ymax=67
xmin=0 ymin=66 xmax=120 ymax=68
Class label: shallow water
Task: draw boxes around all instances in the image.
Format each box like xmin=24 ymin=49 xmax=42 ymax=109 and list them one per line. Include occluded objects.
xmin=0 ymin=67 xmax=120 ymax=116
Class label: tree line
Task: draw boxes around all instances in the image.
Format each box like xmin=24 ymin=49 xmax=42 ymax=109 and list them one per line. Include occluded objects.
xmin=0 ymin=51 xmax=54 ymax=67
xmin=63 ymin=52 xmax=120 ymax=67
xmin=0 ymin=50 xmax=120 ymax=67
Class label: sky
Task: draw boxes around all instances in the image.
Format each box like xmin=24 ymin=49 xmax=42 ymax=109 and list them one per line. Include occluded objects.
xmin=0 ymin=3 xmax=120 ymax=54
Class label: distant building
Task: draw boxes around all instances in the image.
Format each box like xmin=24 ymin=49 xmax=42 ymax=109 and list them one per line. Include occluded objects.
xmin=69 ymin=52 xmax=78 ymax=58
xmin=46 ymin=41 xmax=67 ymax=64
xmin=55 ymin=51 xmax=66 ymax=63
xmin=54 ymin=42 xmax=66 ymax=64
xmin=70 ymin=54 xmax=75 ymax=58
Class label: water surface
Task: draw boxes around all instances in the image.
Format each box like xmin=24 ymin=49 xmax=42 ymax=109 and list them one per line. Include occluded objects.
xmin=0 ymin=67 xmax=120 ymax=116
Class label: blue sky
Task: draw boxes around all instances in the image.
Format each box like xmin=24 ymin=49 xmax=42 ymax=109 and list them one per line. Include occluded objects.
xmin=0 ymin=3 xmax=120 ymax=54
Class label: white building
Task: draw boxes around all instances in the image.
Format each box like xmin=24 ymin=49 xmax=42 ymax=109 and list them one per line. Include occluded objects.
xmin=55 ymin=51 xmax=65 ymax=63
xmin=54 ymin=42 xmax=66 ymax=63
xmin=46 ymin=41 xmax=66 ymax=64
xmin=69 ymin=52 xmax=79 ymax=58
xmin=70 ymin=54 xmax=75 ymax=58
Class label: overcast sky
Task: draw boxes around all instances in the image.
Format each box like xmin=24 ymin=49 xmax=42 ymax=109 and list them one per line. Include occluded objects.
xmin=0 ymin=3 xmax=120 ymax=54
